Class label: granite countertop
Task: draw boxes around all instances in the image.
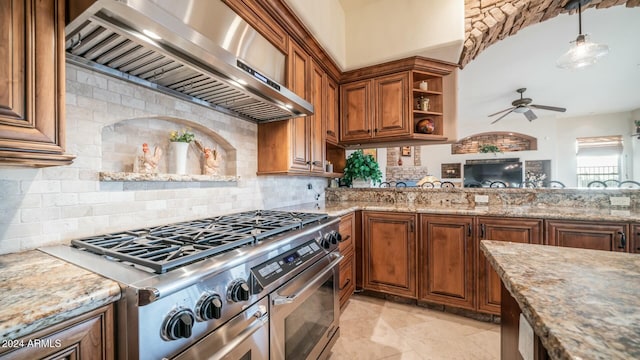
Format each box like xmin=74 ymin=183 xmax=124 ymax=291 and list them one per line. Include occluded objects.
xmin=0 ymin=250 xmax=121 ymax=342
xmin=480 ymin=241 xmax=640 ymax=360
xmin=279 ymin=201 xmax=640 ymax=222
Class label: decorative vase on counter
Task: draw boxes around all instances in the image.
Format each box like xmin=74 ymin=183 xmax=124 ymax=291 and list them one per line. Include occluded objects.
xmin=351 ymin=178 xmax=372 ymax=188
xmin=415 ymin=118 xmax=435 ymax=134
xmin=169 ymin=141 xmax=190 ymax=174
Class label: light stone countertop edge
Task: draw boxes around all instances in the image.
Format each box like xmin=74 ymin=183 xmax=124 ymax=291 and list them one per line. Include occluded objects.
xmin=0 ymin=250 xmax=122 ymax=342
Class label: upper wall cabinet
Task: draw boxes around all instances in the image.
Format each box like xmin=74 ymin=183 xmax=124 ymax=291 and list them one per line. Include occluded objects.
xmin=258 ymin=40 xmax=330 ymax=176
xmin=0 ymin=0 xmax=75 ymax=166
xmin=339 ymin=57 xmax=458 ymax=147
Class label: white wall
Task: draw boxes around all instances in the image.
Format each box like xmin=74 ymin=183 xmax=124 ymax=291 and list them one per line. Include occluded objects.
xmin=284 ymin=0 xmax=347 ymax=69
xmin=343 ymin=0 xmax=464 ymax=69
xmin=0 ymin=64 xmax=327 ymax=255
xmin=284 ymin=0 xmax=464 ymax=71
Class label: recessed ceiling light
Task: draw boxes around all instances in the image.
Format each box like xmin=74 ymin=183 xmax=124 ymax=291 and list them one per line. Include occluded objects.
xmin=142 ymin=29 xmax=162 ymax=40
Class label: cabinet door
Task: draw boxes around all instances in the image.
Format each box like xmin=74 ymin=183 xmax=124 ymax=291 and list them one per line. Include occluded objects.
xmin=418 ymin=215 xmax=475 ymax=310
xmin=477 ymin=217 xmax=543 ymax=315
xmin=339 ymin=250 xmax=356 ymax=310
xmin=0 ymin=0 xmax=74 ymax=166
xmin=309 ymin=60 xmax=325 ymax=173
xmin=325 ymin=76 xmax=339 ymax=145
xmin=340 ymin=80 xmax=372 ymax=142
xmin=546 ymin=220 xmax=629 ymax=252
xmin=363 ymin=211 xmax=417 ymax=298
xmin=633 ymin=224 xmax=640 ymax=254
xmin=287 ymin=40 xmax=310 ymax=171
xmin=373 ymin=72 xmax=411 ymax=138
xmin=338 ymin=212 xmax=355 ymax=254
xmin=338 ymin=212 xmax=355 ymax=308
xmin=0 ymin=304 xmax=114 ymax=359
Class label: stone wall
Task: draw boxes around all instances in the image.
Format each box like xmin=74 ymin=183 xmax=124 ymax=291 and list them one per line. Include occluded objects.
xmin=0 ymin=64 xmax=327 ymax=254
xmin=451 ymin=132 xmax=538 ymax=154
xmin=460 ymin=0 xmax=638 ymax=67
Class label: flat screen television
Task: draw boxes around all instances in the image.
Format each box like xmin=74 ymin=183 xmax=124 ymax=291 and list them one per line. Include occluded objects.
xmin=463 ymin=161 xmax=523 ymax=188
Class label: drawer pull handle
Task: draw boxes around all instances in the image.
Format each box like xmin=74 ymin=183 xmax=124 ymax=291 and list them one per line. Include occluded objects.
xmin=467 ymin=224 xmax=472 ymax=237
xmin=339 ymin=279 xmax=351 ymax=291
xmin=480 ymin=224 xmax=486 ymax=239
xmin=618 ymin=231 xmax=626 ymax=249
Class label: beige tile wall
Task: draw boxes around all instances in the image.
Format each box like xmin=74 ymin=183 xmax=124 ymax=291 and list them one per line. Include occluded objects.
xmin=0 ymin=64 xmax=327 ymax=254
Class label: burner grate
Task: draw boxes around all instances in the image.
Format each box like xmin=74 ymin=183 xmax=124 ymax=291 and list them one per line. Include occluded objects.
xmin=70 ymin=210 xmax=328 ymax=273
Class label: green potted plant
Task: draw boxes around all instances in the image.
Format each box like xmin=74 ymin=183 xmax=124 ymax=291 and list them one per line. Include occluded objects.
xmin=478 ymin=144 xmax=501 ymax=154
xmin=342 ymin=150 xmax=382 ymax=188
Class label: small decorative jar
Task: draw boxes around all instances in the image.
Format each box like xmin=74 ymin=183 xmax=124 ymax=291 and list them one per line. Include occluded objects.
xmin=419 ymin=80 xmax=428 ymax=91
xmin=420 ymin=96 xmax=430 ymax=111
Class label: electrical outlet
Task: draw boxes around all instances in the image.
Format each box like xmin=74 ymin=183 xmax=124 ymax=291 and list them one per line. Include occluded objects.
xmin=475 ymin=195 xmax=489 ymax=203
xmin=610 ymin=196 xmax=630 ymax=206
xmin=307 ymin=183 xmax=313 ymax=190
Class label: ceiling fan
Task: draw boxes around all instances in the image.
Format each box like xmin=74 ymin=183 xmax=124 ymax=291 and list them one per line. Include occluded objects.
xmin=489 ymin=88 xmax=566 ymax=124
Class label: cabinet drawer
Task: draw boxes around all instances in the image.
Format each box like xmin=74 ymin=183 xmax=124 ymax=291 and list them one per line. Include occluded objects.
xmin=339 ymin=250 xmax=356 ymax=310
xmin=338 ymin=212 xmax=355 ymax=253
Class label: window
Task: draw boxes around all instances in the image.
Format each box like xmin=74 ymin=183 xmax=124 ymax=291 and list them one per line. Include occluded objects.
xmin=576 ymin=136 xmax=623 ymax=187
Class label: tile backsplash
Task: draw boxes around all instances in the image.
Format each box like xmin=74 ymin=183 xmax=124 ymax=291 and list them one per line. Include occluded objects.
xmin=0 ymin=64 xmax=327 ymax=254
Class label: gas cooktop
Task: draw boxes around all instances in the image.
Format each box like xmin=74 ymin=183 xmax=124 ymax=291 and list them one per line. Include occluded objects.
xmin=70 ymin=210 xmax=328 ymax=273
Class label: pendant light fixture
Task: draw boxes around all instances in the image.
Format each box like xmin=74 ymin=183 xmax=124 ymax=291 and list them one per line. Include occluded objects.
xmin=556 ymin=0 xmax=609 ymax=70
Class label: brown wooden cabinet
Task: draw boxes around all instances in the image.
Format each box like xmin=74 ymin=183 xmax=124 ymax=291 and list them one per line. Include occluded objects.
xmin=325 ymin=76 xmax=339 ymax=145
xmin=418 ymin=214 xmax=475 ymax=310
xmin=338 ymin=212 xmax=356 ymax=309
xmin=339 ymin=57 xmax=457 ymax=146
xmin=340 ymin=79 xmax=372 ymax=142
xmin=257 ymin=40 xmax=327 ymax=175
xmin=632 ymin=224 xmax=640 ymax=254
xmin=0 ymin=0 xmax=74 ymax=166
xmin=0 ymin=304 xmax=115 ymax=359
xmin=362 ymin=211 xmax=417 ymax=298
xmin=477 ymin=217 xmax=543 ymax=315
xmin=339 ymin=72 xmax=411 ymax=143
xmin=545 ymin=220 xmax=629 ymax=252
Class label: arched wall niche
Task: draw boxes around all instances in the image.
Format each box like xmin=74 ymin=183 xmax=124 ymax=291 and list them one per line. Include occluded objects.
xmin=101 ymin=116 xmax=237 ymax=177
xmin=451 ymin=131 xmax=538 ymax=154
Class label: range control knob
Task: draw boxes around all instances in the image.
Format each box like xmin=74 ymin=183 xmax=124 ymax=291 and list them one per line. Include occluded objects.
xmin=228 ymin=279 xmax=250 ymax=302
xmin=320 ymin=233 xmax=332 ymax=249
xmin=331 ymin=230 xmax=342 ymax=244
xmin=163 ymin=308 xmax=195 ymax=341
xmin=196 ymin=293 xmax=223 ymax=321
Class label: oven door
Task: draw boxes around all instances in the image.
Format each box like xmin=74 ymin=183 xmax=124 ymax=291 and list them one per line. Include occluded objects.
xmin=171 ymin=297 xmax=269 ymax=360
xmin=270 ymin=251 xmax=343 ymax=360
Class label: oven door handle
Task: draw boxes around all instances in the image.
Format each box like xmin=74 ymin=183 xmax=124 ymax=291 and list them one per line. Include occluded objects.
xmin=207 ymin=310 xmax=268 ymax=360
xmin=272 ymin=252 xmax=343 ymax=306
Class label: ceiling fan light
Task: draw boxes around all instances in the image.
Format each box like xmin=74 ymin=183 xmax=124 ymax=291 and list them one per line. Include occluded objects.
xmin=556 ymin=34 xmax=609 ymax=69
xmin=513 ymin=106 xmax=528 ymax=113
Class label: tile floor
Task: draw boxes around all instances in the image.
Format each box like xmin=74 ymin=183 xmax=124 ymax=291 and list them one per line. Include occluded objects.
xmin=329 ymin=294 xmax=500 ymax=360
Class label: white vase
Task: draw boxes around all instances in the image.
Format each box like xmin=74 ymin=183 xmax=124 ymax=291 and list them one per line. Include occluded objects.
xmin=351 ymin=178 xmax=372 ymax=188
xmin=170 ymin=142 xmax=189 ymax=174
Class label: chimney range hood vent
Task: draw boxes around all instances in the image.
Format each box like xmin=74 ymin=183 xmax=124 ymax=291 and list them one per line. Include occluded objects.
xmin=65 ymin=0 xmax=313 ymax=122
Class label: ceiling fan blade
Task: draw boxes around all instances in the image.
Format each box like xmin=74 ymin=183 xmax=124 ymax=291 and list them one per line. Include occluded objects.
xmin=488 ymin=107 xmax=516 ymax=117
xmin=530 ymin=104 xmax=566 ymax=112
xmin=490 ymin=108 xmax=516 ymax=124
xmin=524 ymin=109 xmax=537 ymax=121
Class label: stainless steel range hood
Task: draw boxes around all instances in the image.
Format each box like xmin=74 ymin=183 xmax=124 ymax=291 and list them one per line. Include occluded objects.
xmin=65 ymin=0 xmax=313 ymax=122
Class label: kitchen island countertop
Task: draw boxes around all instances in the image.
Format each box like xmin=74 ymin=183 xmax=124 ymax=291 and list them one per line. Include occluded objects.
xmin=480 ymin=240 xmax=640 ymax=360
xmin=0 ymin=250 xmax=121 ymax=342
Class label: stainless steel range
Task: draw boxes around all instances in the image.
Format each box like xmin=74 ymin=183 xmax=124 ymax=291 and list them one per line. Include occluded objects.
xmin=42 ymin=210 xmax=343 ymax=360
